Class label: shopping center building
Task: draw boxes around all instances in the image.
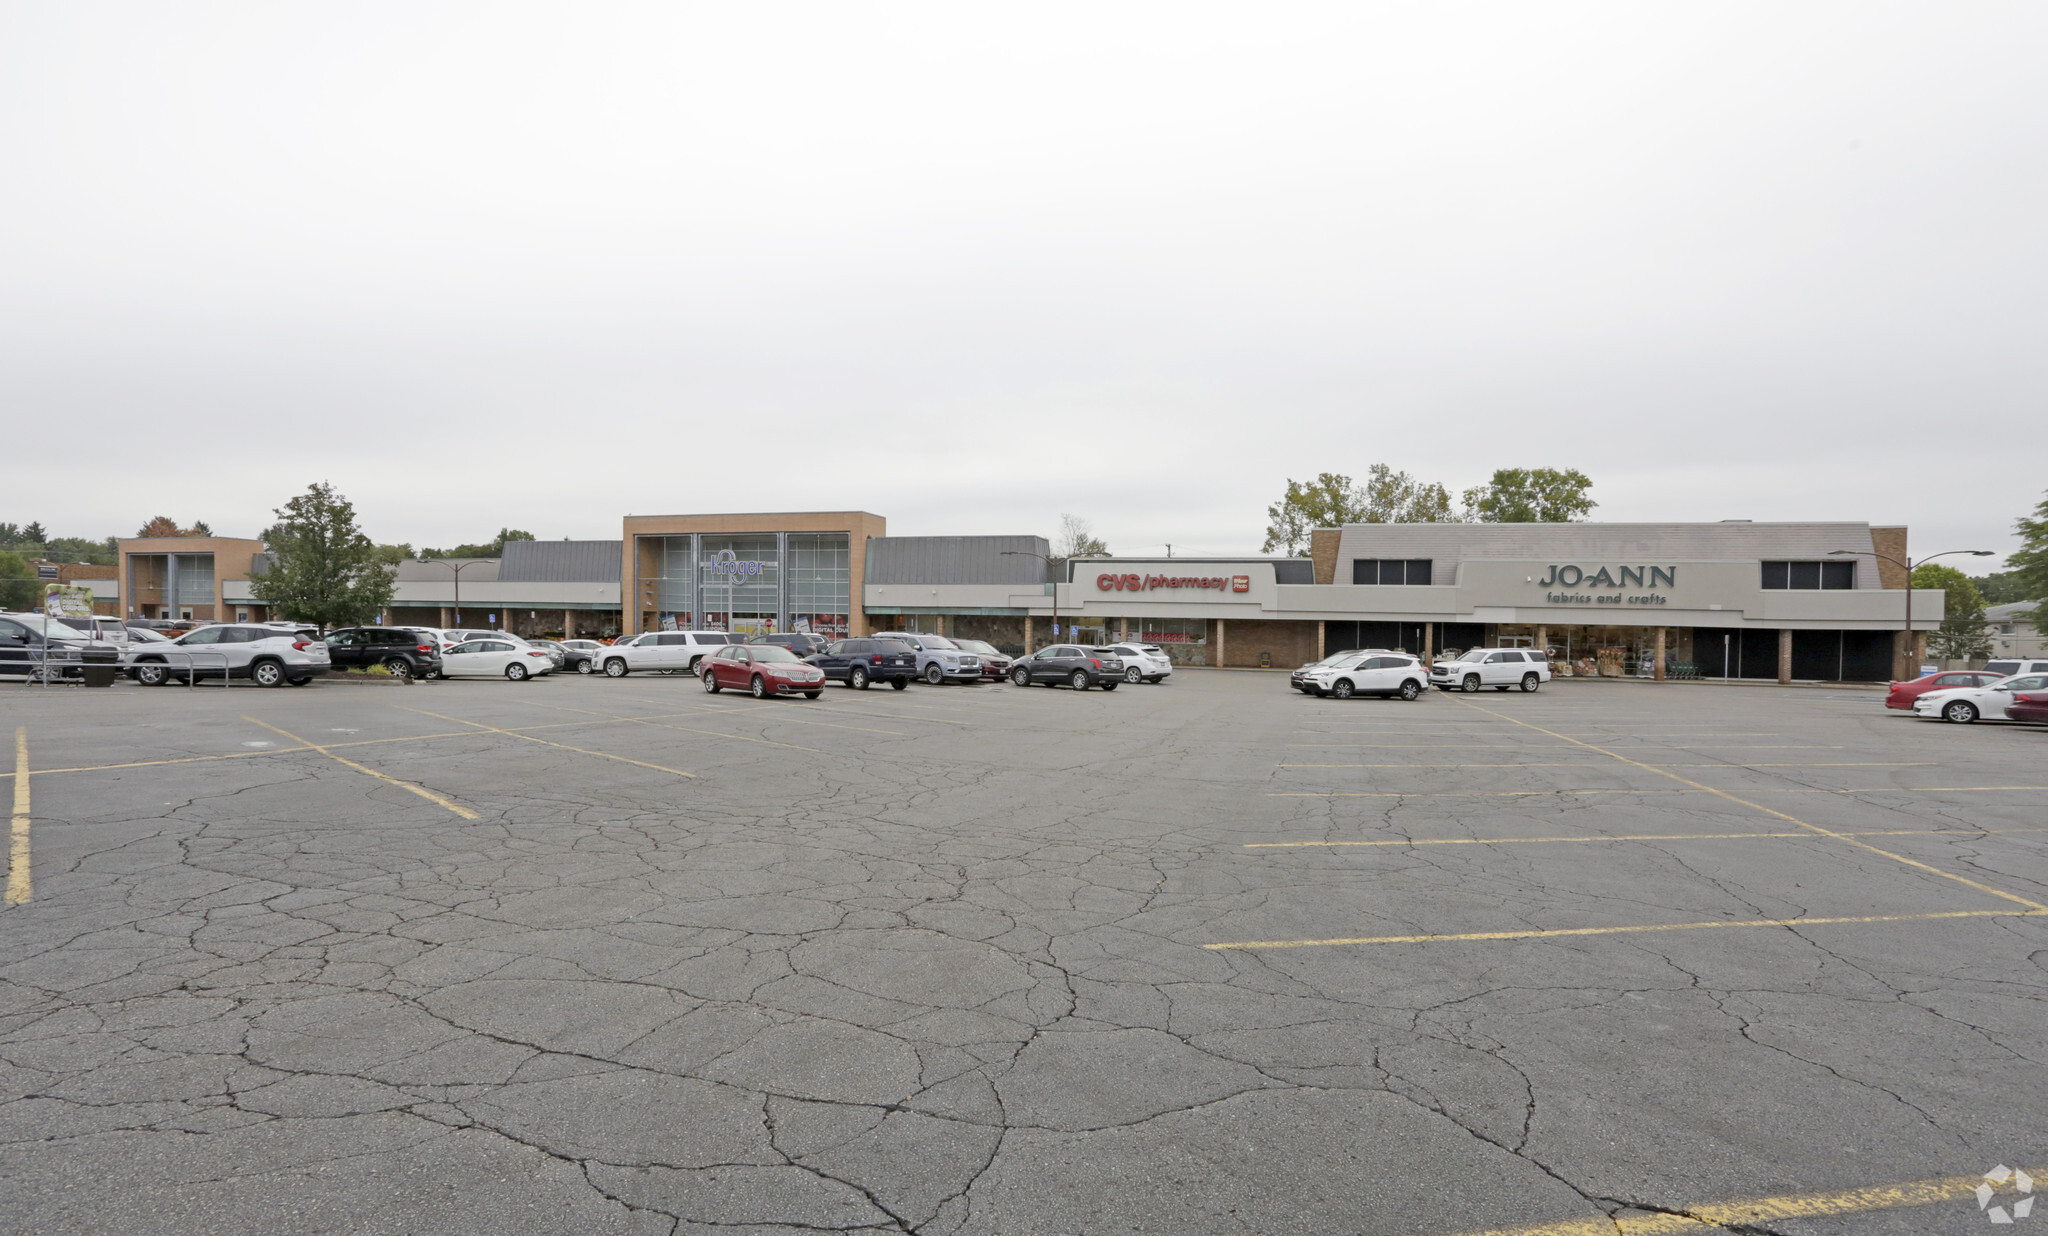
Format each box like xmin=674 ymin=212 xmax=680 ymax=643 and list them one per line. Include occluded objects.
xmin=108 ymin=515 xmax=1945 ymax=682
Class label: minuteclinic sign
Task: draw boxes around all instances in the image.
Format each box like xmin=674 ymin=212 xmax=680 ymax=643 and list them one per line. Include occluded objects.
xmin=1097 ymin=573 xmax=1251 ymax=593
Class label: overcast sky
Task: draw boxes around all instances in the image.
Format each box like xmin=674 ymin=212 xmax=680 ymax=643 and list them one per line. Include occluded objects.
xmin=5 ymin=3 xmax=2044 ymax=565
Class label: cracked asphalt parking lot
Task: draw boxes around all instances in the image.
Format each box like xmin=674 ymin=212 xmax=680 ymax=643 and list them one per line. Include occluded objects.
xmin=2 ymin=670 xmax=2045 ymax=1235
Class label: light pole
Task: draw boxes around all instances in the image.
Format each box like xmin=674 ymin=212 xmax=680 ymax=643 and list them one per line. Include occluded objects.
xmin=1828 ymin=547 xmax=1992 ymax=678
xmin=1002 ymin=550 xmax=1058 ymax=650
xmin=416 ymin=555 xmax=488 ymax=628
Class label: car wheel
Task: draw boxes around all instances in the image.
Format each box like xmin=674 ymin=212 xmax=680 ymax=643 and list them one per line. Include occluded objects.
xmin=422 ymin=668 xmax=442 ymax=680
xmin=1069 ymin=669 xmax=1089 ymax=690
xmin=1521 ymin=673 xmax=1540 ymax=692
xmin=751 ymin=674 xmax=767 ymax=699
xmin=890 ymin=678 xmax=908 ymax=690
xmin=849 ymin=666 xmax=869 ymax=690
xmin=603 ymin=658 xmax=628 ymax=677
xmin=1101 ymin=681 xmax=1118 ymax=691
xmin=1399 ymin=679 xmax=1421 ymax=701
xmin=576 ymin=659 xmax=594 ymax=674
xmin=1332 ymin=679 xmax=1354 ymax=700
xmin=383 ymin=658 xmax=411 ymax=679
xmin=287 ymin=677 xmax=311 ymax=687
xmin=251 ymin=660 xmax=286 ymax=688
xmin=703 ymin=671 xmax=720 ymax=693
xmin=687 ymin=656 xmax=703 ymax=674
xmin=134 ymin=662 xmax=171 ymax=687
xmin=1011 ymin=667 xmax=1030 ymax=687
xmin=1124 ymin=666 xmax=1141 ymax=683
xmin=803 ymin=691 xmax=821 ymax=700
xmin=1494 ymin=684 xmax=1510 ymax=691
xmin=505 ymin=662 xmax=528 ymax=681
xmin=925 ymin=664 xmax=944 ymax=685
xmin=1943 ymin=700 xmax=1979 ymax=723
xmin=1462 ymin=674 xmax=1482 ymax=693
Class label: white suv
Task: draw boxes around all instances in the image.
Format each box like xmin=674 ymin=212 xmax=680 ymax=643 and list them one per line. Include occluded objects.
xmin=1431 ymin=647 xmax=1551 ymax=693
xmin=124 ymin=622 xmax=331 ymax=687
xmin=1099 ymin=643 xmax=1174 ymax=684
xmin=598 ymin=630 xmax=735 ymax=677
xmin=869 ymin=632 xmax=981 ymax=684
xmin=1297 ymin=650 xmax=1428 ymax=700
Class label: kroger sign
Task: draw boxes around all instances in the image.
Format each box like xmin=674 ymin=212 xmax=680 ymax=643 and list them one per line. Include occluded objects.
xmin=707 ymin=549 xmax=767 ymax=578
xmin=1097 ymin=573 xmax=1251 ymax=593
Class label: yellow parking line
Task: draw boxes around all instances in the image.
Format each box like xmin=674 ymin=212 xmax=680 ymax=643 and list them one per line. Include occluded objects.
xmin=503 ymin=699 xmax=821 ymax=753
xmin=1452 ymin=700 xmax=2048 ymax=913
xmin=1427 ymin=1167 xmax=2039 ymax=1236
xmin=245 ymin=717 xmax=481 ymax=820
xmin=1206 ymin=909 xmax=2043 ymax=950
xmin=688 ymin=702 xmax=906 ymax=737
xmin=400 ymin=707 xmax=698 ymax=778
xmin=1245 ymin=826 xmax=2048 ymax=848
xmin=7 ymin=729 xmax=29 ymax=905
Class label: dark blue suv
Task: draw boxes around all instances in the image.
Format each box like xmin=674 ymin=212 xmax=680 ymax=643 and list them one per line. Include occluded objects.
xmin=805 ymin=638 xmax=919 ymax=690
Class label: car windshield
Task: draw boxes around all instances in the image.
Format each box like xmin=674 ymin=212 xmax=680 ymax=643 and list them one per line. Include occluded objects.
xmin=12 ymin=615 xmax=87 ymax=639
xmin=1997 ymin=674 xmax=2048 ymax=691
xmin=1455 ymin=648 xmax=1489 ymax=662
xmin=956 ymin=640 xmax=999 ymax=655
xmin=914 ymin=635 xmax=958 ymax=650
xmin=876 ymin=639 xmax=915 ymax=652
xmin=751 ymin=645 xmax=802 ymax=662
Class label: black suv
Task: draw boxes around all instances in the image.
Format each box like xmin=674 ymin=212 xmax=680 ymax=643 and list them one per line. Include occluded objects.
xmin=748 ymin=633 xmax=831 ymax=659
xmin=805 ymin=638 xmax=918 ymax=690
xmin=1008 ymin=645 xmax=1124 ymax=690
xmin=327 ymin=627 xmax=444 ymax=678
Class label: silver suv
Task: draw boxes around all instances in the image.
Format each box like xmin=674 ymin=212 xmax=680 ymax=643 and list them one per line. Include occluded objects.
xmin=124 ymin=623 xmax=331 ymax=687
xmin=869 ymin=632 xmax=982 ymax=684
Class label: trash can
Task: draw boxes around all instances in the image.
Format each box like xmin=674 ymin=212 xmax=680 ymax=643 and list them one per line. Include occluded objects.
xmin=80 ymin=645 xmax=120 ymax=688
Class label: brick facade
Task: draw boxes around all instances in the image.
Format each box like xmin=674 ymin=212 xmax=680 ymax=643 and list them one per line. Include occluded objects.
xmin=1213 ymin=619 xmax=1319 ymax=669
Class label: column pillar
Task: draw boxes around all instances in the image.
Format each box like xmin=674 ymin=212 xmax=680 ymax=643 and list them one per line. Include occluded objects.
xmin=1778 ymin=628 xmax=1793 ymax=685
xmin=1024 ymin=616 xmax=1033 ymax=652
xmin=439 ymin=606 xmax=452 ymax=628
xmin=934 ymin=613 xmax=945 ymax=637
xmin=1534 ymin=625 xmax=1546 ymax=656
xmin=1119 ymin=617 xmax=1129 ymax=643
xmin=563 ymin=610 xmax=576 ymax=639
xmin=1423 ymin=622 xmax=1434 ymax=662
xmin=1317 ymin=620 xmax=1326 ymax=660
xmin=1215 ymin=619 xmax=1227 ymax=668
xmin=1654 ymin=627 xmax=1667 ymax=681
xmin=1913 ymin=631 xmax=1927 ymax=673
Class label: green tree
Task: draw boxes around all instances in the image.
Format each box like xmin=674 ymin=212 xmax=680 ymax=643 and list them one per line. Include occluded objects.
xmin=1462 ymin=467 xmax=1597 ymax=522
xmin=2011 ymin=489 xmax=2048 ymax=633
xmin=137 ymin=516 xmax=184 ymax=538
xmin=420 ymin=528 xmax=536 ymax=558
xmin=1913 ymin=563 xmax=1990 ymax=661
xmin=373 ymin=543 xmax=415 ymax=566
xmin=1971 ymin=571 xmax=2029 ymax=605
xmin=22 ymin=521 xmax=48 ymax=544
xmin=0 ymin=550 xmax=37 ymax=610
xmin=249 ymin=483 xmax=395 ymax=628
xmin=1261 ymin=466 xmax=1462 ymax=555
xmin=44 ymin=536 xmax=116 ymax=566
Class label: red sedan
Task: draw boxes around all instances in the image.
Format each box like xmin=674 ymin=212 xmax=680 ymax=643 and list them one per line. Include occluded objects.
xmin=701 ymin=643 xmax=827 ymax=699
xmin=2008 ymin=689 xmax=2048 ymax=724
xmin=1885 ymin=670 xmax=2003 ymax=710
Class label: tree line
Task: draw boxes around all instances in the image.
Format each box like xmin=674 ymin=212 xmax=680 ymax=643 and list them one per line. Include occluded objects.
xmin=1261 ymin=465 xmax=1597 ymax=555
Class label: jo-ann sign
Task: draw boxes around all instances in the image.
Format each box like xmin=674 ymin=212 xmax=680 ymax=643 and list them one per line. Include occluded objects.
xmin=1097 ymin=573 xmax=1251 ymax=593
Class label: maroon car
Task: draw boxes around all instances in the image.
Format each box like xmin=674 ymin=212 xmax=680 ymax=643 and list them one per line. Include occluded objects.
xmin=2007 ymin=689 xmax=2048 ymax=724
xmin=1885 ymin=669 xmax=2003 ymax=711
xmin=700 ymin=642 xmax=827 ymax=699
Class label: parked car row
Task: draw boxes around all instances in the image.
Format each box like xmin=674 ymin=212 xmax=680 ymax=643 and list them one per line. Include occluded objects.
xmin=1902 ymin=671 xmax=2048 ymax=724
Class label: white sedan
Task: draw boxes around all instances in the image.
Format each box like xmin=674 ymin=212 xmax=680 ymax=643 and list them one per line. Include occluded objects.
xmin=443 ymin=638 xmax=556 ymax=681
xmin=1912 ymin=672 xmax=2048 ymax=723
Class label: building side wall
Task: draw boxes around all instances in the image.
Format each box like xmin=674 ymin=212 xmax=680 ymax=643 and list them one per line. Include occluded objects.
xmin=1870 ymin=526 xmax=1909 ymax=589
xmin=1310 ymin=530 xmax=1340 ymax=586
xmin=1215 ymin=619 xmax=1319 ymax=669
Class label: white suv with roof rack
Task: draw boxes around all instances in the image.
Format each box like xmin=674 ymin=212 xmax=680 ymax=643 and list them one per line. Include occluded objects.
xmin=1430 ymin=647 xmax=1551 ymax=693
xmin=599 ymin=630 xmax=735 ymax=677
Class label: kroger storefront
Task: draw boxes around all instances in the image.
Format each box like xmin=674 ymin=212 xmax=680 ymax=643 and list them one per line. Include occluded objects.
xmin=1044 ymin=522 xmax=1945 ymax=682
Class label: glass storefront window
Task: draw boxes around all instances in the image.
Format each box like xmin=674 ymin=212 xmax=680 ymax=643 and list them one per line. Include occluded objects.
xmin=640 ymin=531 xmax=853 ymax=635
xmin=1137 ymin=617 xmax=1209 ymax=666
